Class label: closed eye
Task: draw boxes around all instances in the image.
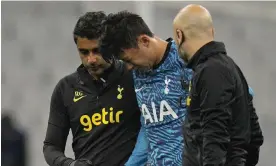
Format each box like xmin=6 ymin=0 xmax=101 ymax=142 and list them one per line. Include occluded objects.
xmin=92 ymin=48 xmax=100 ymax=54
xmin=79 ymin=49 xmax=89 ymax=55
xmin=119 ymin=54 xmax=131 ymax=63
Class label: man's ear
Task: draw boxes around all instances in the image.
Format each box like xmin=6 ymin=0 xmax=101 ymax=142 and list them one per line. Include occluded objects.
xmin=137 ymin=35 xmax=150 ymax=47
xmin=176 ymin=29 xmax=183 ymax=44
xmin=211 ymin=28 xmax=215 ymax=38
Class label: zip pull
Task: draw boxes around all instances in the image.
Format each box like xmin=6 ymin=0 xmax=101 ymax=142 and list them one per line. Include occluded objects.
xmin=100 ymin=78 xmax=106 ymax=83
xmin=96 ymin=95 xmax=101 ymax=107
xmin=100 ymin=77 xmax=108 ymax=90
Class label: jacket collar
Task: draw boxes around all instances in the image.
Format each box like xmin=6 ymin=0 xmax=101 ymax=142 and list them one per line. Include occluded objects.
xmin=186 ymin=41 xmax=226 ymax=70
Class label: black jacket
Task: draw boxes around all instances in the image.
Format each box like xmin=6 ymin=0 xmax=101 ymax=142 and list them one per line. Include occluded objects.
xmin=43 ymin=60 xmax=141 ymax=166
xmin=183 ymin=41 xmax=263 ymax=166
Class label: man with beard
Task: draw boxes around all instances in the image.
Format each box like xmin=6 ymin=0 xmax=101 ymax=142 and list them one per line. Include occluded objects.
xmin=43 ymin=12 xmax=144 ymax=166
xmin=173 ymin=4 xmax=263 ymax=166
xmin=99 ymin=11 xmax=193 ymax=165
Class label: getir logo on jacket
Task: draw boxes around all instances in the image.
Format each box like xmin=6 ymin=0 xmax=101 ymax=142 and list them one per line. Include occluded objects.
xmin=80 ymin=107 xmax=123 ymax=132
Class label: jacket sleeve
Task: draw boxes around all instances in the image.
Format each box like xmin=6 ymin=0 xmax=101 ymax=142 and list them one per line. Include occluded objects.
xmin=246 ymin=87 xmax=264 ymax=166
xmin=125 ymin=116 xmax=148 ymax=166
xmin=43 ymin=80 xmax=74 ymax=166
xmin=196 ymin=66 xmax=233 ymax=166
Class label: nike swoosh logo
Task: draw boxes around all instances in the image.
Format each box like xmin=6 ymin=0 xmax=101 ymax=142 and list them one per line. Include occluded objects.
xmin=135 ymin=86 xmax=145 ymax=92
xmin=73 ymin=95 xmax=87 ymax=102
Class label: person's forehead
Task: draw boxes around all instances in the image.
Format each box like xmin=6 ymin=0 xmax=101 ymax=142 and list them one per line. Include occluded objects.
xmin=123 ymin=47 xmax=140 ymax=55
xmin=77 ymin=37 xmax=99 ymax=49
xmin=120 ymin=48 xmax=139 ymax=60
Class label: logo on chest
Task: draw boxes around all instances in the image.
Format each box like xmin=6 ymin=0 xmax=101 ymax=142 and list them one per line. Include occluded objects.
xmin=186 ymin=81 xmax=192 ymax=106
xmin=117 ymin=85 xmax=124 ymax=100
xmin=164 ymin=76 xmax=171 ymax=95
xmin=141 ymin=100 xmax=178 ymax=124
xmin=80 ymin=107 xmax=123 ymax=132
xmin=73 ymin=91 xmax=87 ymax=102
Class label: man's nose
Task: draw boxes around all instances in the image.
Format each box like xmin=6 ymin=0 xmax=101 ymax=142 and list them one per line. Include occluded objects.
xmin=126 ymin=63 xmax=134 ymax=70
xmin=87 ymin=53 xmax=97 ymax=63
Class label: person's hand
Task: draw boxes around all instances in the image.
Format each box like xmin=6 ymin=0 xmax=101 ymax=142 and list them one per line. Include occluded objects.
xmin=69 ymin=159 xmax=93 ymax=166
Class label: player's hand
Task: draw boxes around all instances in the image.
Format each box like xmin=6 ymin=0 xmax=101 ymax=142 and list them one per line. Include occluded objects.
xmin=69 ymin=159 xmax=93 ymax=166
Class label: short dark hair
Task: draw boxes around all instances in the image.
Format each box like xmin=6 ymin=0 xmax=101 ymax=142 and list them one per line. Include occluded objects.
xmin=99 ymin=11 xmax=154 ymax=60
xmin=73 ymin=11 xmax=106 ymax=43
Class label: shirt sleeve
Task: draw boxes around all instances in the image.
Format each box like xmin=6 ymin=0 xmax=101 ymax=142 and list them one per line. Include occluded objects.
xmin=196 ymin=66 xmax=234 ymax=166
xmin=43 ymin=80 xmax=74 ymax=166
xmin=125 ymin=115 xmax=148 ymax=166
xmin=246 ymin=87 xmax=264 ymax=166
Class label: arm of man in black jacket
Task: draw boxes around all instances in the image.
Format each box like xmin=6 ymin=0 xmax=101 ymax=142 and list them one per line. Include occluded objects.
xmin=196 ymin=66 xmax=234 ymax=166
xmin=43 ymin=80 xmax=74 ymax=166
xmin=43 ymin=80 xmax=93 ymax=166
xmin=246 ymin=88 xmax=264 ymax=166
